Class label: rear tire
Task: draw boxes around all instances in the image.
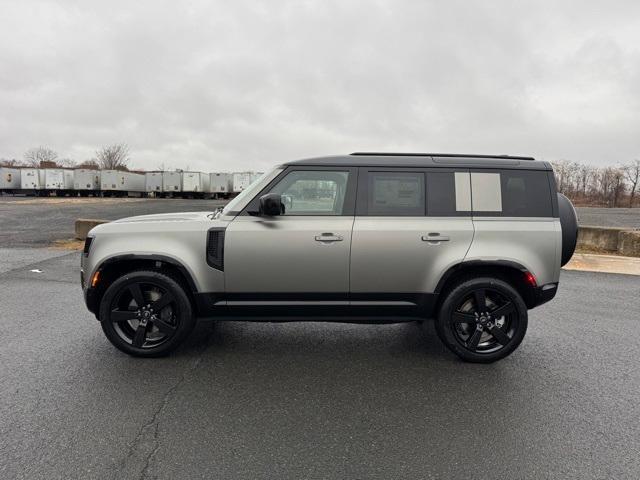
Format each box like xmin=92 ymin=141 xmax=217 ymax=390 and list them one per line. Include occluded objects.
xmin=99 ymin=270 xmax=196 ymax=357
xmin=435 ymin=277 xmax=528 ymax=363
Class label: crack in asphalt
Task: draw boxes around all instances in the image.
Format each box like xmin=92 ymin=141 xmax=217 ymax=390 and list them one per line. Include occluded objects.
xmin=116 ymin=324 xmax=215 ymax=480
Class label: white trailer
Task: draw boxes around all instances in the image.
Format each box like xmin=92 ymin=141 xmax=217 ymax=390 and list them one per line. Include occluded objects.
xmin=73 ymin=169 xmax=101 ymax=195
xmin=62 ymin=169 xmax=74 ymax=194
xmin=181 ymin=171 xmax=210 ymax=198
xmin=0 ymin=167 xmax=21 ymax=193
xmin=101 ymin=170 xmax=145 ymax=197
xmin=162 ymin=172 xmax=182 ymax=197
xmin=232 ymin=172 xmax=254 ymax=193
xmin=145 ymin=172 xmax=163 ymax=195
xmin=43 ymin=169 xmax=65 ymax=192
xmin=20 ymin=168 xmax=45 ymax=193
xmin=208 ymin=172 xmax=232 ymax=198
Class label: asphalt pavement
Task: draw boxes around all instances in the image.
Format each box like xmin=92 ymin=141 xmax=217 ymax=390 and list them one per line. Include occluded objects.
xmin=575 ymin=207 xmax=640 ymax=229
xmin=0 ymin=197 xmax=226 ymax=247
xmin=0 ymin=248 xmax=639 ymax=479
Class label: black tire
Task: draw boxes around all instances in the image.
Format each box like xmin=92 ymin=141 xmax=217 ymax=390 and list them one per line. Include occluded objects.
xmin=99 ymin=270 xmax=196 ymax=357
xmin=558 ymin=193 xmax=578 ymax=266
xmin=435 ymin=277 xmax=528 ymax=363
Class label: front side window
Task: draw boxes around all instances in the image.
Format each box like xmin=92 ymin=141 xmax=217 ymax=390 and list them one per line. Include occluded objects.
xmin=268 ymin=170 xmax=350 ymax=215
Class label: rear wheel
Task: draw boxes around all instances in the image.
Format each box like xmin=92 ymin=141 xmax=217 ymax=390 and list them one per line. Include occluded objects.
xmin=435 ymin=277 xmax=528 ymax=363
xmin=99 ymin=270 xmax=196 ymax=357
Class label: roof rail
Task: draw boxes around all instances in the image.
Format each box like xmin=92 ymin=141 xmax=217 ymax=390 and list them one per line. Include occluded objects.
xmin=350 ymin=152 xmax=535 ymax=161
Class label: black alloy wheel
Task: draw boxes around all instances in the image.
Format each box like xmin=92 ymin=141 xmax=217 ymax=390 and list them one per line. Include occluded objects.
xmin=435 ymin=277 xmax=528 ymax=363
xmin=99 ymin=271 xmax=195 ymax=357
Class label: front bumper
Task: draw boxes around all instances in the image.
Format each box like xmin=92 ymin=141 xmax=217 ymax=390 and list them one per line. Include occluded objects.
xmin=81 ymin=252 xmax=100 ymax=317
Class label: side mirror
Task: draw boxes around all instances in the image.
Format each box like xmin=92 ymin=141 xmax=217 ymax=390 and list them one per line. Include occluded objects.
xmin=259 ymin=193 xmax=284 ymax=216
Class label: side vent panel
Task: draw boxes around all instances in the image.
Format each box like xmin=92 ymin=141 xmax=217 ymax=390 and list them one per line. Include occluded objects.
xmin=206 ymin=228 xmax=226 ymax=271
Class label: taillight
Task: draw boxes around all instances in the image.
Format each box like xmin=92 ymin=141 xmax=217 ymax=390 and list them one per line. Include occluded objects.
xmin=524 ymin=271 xmax=537 ymax=287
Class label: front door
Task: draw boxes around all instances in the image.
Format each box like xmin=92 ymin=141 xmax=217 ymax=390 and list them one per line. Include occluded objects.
xmin=224 ymin=167 xmax=357 ymax=306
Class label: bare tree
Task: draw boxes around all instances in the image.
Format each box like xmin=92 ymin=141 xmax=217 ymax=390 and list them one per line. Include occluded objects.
xmin=610 ymin=169 xmax=626 ymax=207
xmin=24 ymin=146 xmax=58 ymax=167
xmin=0 ymin=158 xmax=21 ymax=167
xmin=96 ymin=143 xmax=130 ymax=170
xmin=57 ymin=157 xmax=76 ymax=168
xmin=76 ymin=159 xmax=100 ymax=170
xmin=578 ymin=164 xmax=591 ymax=197
xmin=623 ymin=160 xmax=640 ymax=207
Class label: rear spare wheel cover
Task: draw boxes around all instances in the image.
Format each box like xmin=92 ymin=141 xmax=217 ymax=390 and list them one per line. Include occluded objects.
xmin=558 ymin=193 xmax=578 ymax=266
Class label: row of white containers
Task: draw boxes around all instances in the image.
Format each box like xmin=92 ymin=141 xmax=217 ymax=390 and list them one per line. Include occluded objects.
xmin=0 ymin=167 xmax=262 ymax=194
xmin=143 ymin=171 xmax=261 ymax=194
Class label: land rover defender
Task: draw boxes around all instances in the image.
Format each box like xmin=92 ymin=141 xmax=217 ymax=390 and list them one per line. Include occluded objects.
xmin=81 ymin=153 xmax=578 ymax=362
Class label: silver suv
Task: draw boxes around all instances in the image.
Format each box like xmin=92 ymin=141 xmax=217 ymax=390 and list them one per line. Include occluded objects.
xmin=81 ymin=153 xmax=578 ymax=362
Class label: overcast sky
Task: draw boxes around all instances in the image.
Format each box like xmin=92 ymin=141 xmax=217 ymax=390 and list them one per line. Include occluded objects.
xmin=1 ymin=0 xmax=639 ymax=171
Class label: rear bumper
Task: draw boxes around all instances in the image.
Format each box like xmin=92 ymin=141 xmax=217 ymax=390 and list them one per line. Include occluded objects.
xmin=531 ymin=282 xmax=558 ymax=308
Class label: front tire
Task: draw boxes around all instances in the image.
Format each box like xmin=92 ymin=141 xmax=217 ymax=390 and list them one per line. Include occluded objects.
xmin=99 ymin=270 xmax=196 ymax=357
xmin=435 ymin=277 xmax=528 ymax=363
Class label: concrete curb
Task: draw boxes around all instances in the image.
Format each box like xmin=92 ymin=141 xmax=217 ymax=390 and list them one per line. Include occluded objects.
xmin=75 ymin=219 xmax=109 ymax=240
xmin=564 ymin=253 xmax=640 ymax=276
xmin=578 ymin=225 xmax=640 ymax=257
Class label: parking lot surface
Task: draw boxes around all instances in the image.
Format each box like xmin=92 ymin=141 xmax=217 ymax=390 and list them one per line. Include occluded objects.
xmin=575 ymin=207 xmax=640 ymax=229
xmin=0 ymin=198 xmax=226 ymax=247
xmin=0 ymin=248 xmax=639 ymax=479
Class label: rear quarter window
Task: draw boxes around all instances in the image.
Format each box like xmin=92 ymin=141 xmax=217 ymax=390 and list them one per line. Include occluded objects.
xmin=471 ymin=170 xmax=553 ymax=217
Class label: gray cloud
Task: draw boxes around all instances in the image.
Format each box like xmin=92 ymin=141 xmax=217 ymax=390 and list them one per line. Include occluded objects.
xmin=1 ymin=0 xmax=639 ymax=171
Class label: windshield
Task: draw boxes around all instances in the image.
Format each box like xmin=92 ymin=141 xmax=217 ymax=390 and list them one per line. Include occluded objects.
xmin=219 ymin=168 xmax=283 ymax=217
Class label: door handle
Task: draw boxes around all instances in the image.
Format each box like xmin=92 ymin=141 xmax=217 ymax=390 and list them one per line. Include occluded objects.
xmin=422 ymin=233 xmax=450 ymax=242
xmin=315 ymin=233 xmax=343 ymax=242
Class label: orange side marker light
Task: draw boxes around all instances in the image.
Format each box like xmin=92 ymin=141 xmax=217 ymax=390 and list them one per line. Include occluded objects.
xmin=91 ymin=270 xmax=101 ymax=288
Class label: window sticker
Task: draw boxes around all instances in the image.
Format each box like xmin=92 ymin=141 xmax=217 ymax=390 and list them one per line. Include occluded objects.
xmin=454 ymin=172 xmax=471 ymax=211
xmin=471 ymin=172 xmax=502 ymax=212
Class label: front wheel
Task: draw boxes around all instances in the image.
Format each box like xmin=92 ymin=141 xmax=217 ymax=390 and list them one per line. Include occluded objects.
xmin=99 ymin=270 xmax=196 ymax=357
xmin=435 ymin=277 xmax=528 ymax=363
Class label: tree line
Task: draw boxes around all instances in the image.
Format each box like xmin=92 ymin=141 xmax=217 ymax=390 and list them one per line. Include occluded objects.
xmin=552 ymin=160 xmax=640 ymax=208
xmin=0 ymin=143 xmax=131 ymax=171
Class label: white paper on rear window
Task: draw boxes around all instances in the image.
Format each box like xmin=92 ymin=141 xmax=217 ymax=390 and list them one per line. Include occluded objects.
xmin=471 ymin=172 xmax=502 ymax=212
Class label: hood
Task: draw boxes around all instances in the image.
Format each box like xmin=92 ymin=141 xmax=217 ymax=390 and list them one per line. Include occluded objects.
xmin=87 ymin=210 xmax=229 ymax=237
xmin=111 ymin=211 xmax=214 ymax=223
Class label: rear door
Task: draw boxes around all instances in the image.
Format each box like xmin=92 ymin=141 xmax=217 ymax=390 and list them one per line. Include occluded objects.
xmin=224 ymin=166 xmax=358 ymax=304
xmin=349 ymin=168 xmax=474 ymax=311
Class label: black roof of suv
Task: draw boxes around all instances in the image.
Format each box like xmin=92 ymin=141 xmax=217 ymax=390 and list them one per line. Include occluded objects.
xmin=284 ymin=152 xmax=551 ymax=170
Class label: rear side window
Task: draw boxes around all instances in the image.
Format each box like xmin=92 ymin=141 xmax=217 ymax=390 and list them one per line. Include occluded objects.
xmin=426 ymin=171 xmax=471 ymax=215
xmin=367 ymin=172 xmax=425 ymax=216
xmin=470 ymin=170 xmax=553 ymax=217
